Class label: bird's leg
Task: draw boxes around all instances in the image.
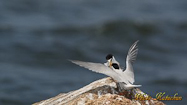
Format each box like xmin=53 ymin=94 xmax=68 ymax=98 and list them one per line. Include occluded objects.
xmin=117 ymin=82 xmax=128 ymax=96
xmin=116 ymin=82 xmax=123 ymax=92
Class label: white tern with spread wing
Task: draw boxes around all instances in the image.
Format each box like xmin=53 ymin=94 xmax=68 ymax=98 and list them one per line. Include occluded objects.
xmin=70 ymin=40 xmax=141 ymax=90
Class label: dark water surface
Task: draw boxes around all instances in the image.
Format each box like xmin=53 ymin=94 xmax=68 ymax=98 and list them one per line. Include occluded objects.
xmin=0 ymin=0 xmax=187 ymax=105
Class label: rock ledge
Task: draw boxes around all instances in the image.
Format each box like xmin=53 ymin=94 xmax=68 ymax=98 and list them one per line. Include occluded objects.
xmin=33 ymin=77 xmax=165 ymax=105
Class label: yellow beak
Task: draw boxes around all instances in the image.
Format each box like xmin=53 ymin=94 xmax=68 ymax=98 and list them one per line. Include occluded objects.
xmin=109 ymin=60 xmax=112 ymax=68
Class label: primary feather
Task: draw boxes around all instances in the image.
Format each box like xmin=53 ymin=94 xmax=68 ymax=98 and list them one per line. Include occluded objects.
xmin=124 ymin=40 xmax=139 ymax=84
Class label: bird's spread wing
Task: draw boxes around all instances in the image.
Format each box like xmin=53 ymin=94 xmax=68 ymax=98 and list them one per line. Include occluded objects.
xmin=70 ymin=60 xmax=119 ymax=79
xmin=126 ymin=40 xmax=139 ymax=64
xmin=124 ymin=40 xmax=139 ymax=84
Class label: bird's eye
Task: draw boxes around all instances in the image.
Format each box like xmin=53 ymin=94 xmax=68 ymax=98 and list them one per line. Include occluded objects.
xmin=112 ymin=63 xmax=119 ymax=69
xmin=106 ymin=54 xmax=113 ymax=60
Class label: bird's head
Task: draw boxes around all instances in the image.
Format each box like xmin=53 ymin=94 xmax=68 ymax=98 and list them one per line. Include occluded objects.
xmin=105 ymin=54 xmax=113 ymax=68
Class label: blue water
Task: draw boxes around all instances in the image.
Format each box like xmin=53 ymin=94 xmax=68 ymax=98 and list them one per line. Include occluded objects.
xmin=0 ymin=0 xmax=187 ymax=105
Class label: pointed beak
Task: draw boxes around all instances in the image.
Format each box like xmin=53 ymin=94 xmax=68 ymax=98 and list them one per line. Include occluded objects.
xmin=109 ymin=59 xmax=112 ymax=68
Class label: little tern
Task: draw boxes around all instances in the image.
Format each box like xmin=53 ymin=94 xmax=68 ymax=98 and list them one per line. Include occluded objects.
xmin=70 ymin=40 xmax=141 ymax=90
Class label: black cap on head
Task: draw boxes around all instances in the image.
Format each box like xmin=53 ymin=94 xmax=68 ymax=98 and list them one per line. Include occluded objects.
xmin=106 ymin=54 xmax=113 ymax=60
xmin=112 ymin=63 xmax=119 ymax=69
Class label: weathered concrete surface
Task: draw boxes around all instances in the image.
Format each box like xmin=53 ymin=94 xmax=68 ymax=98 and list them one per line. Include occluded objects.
xmin=33 ymin=77 xmax=165 ymax=105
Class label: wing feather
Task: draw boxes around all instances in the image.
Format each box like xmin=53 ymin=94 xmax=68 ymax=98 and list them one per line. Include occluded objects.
xmin=70 ymin=60 xmax=120 ymax=80
xmin=126 ymin=40 xmax=139 ymax=63
xmin=124 ymin=40 xmax=139 ymax=84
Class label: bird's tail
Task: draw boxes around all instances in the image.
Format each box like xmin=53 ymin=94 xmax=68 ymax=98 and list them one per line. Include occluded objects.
xmin=126 ymin=84 xmax=142 ymax=88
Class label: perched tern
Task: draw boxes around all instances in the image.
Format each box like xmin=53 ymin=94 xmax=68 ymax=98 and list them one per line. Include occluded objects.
xmin=70 ymin=40 xmax=141 ymax=90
